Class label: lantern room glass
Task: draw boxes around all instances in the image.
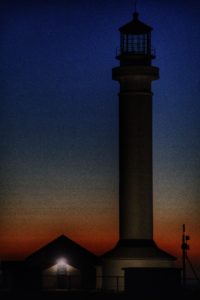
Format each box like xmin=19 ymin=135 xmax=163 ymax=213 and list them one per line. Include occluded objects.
xmin=121 ymin=33 xmax=151 ymax=55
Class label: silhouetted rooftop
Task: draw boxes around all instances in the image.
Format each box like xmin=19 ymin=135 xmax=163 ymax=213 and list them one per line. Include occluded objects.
xmin=119 ymin=12 xmax=152 ymax=34
xmin=25 ymin=235 xmax=98 ymax=269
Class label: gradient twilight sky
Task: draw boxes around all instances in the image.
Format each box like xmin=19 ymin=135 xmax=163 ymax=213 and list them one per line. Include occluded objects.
xmin=0 ymin=0 xmax=200 ymax=275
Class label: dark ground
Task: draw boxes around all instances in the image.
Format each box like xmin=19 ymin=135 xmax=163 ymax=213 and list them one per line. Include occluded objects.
xmin=1 ymin=288 xmax=200 ymax=300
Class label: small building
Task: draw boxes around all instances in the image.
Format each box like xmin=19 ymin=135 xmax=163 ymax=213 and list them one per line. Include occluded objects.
xmin=1 ymin=261 xmax=24 ymax=291
xmin=1 ymin=235 xmax=98 ymax=291
xmin=124 ymin=267 xmax=181 ymax=296
xmin=25 ymin=235 xmax=98 ymax=291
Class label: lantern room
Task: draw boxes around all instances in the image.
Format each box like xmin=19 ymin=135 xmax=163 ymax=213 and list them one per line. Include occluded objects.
xmin=118 ymin=12 xmax=155 ymax=65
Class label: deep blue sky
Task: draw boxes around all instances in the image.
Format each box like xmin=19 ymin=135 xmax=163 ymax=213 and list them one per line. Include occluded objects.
xmin=0 ymin=0 xmax=200 ymax=274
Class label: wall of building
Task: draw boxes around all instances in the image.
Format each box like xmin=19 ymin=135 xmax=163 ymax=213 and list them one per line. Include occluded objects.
xmin=102 ymin=258 xmax=175 ymax=291
xmin=42 ymin=263 xmax=81 ymax=290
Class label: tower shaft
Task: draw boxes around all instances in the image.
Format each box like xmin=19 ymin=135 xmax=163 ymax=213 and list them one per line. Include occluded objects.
xmin=113 ymin=65 xmax=159 ymax=240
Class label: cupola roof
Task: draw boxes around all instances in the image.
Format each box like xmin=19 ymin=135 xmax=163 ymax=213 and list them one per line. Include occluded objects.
xmin=119 ymin=12 xmax=152 ymax=34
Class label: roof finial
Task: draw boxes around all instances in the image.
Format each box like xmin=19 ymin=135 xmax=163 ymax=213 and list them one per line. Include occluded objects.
xmin=133 ymin=0 xmax=139 ymax=20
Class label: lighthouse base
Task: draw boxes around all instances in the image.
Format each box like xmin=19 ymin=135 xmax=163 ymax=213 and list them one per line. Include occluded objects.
xmin=100 ymin=239 xmax=178 ymax=292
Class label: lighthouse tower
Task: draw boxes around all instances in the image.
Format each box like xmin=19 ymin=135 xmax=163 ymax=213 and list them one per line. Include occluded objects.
xmin=101 ymin=11 xmax=178 ymax=291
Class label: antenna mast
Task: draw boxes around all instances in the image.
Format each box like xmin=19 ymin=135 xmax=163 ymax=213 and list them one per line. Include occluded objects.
xmin=181 ymin=224 xmax=200 ymax=289
xmin=134 ymin=0 xmax=138 ymax=12
xmin=181 ymin=224 xmax=188 ymax=288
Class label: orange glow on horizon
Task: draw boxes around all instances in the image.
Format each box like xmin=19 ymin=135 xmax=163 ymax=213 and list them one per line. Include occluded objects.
xmin=0 ymin=228 xmax=118 ymax=260
xmin=1 ymin=225 xmax=199 ymax=265
xmin=0 ymin=207 xmax=199 ymax=269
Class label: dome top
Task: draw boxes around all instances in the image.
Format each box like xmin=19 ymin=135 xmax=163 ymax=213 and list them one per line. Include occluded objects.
xmin=119 ymin=12 xmax=152 ymax=34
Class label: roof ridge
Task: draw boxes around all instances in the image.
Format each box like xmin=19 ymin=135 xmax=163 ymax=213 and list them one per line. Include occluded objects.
xmin=25 ymin=234 xmax=97 ymax=261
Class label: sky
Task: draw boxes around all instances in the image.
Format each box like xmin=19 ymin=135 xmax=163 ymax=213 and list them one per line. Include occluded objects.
xmin=0 ymin=0 xmax=200 ymax=277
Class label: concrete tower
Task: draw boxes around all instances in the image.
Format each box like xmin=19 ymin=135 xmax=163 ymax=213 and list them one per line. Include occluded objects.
xmin=100 ymin=11 xmax=178 ymax=291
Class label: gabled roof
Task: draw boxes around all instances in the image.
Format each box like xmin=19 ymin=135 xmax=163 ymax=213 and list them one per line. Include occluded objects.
xmin=25 ymin=235 xmax=98 ymax=270
xmin=119 ymin=12 xmax=152 ymax=34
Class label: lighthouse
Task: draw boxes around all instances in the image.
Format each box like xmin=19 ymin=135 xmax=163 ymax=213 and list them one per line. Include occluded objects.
xmin=117 ymin=11 xmax=156 ymax=242
xmin=100 ymin=10 xmax=179 ymax=292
